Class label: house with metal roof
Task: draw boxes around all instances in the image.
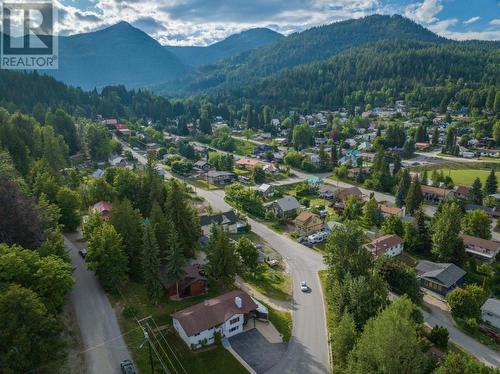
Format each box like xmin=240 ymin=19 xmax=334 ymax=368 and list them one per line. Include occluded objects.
xmin=266 ymin=196 xmax=301 ymax=218
xmin=416 ymin=260 xmax=466 ymax=295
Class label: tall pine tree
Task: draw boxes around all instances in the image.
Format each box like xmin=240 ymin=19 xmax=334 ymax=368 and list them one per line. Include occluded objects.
xmin=142 ymin=224 xmax=163 ymax=304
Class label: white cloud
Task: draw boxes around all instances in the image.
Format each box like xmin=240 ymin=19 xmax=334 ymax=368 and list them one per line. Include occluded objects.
xmin=404 ymin=0 xmax=443 ymax=24
xmin=490 ymin=19 xmax=500 ymax=26
xmin=463 ymin=16 xmax=480 ymax=25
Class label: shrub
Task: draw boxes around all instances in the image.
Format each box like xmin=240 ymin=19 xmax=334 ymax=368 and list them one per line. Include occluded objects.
xmin=429 ymin=325 xmax=449 ymax=349
xmin=122 ymin=304 xmax=138 ymax=318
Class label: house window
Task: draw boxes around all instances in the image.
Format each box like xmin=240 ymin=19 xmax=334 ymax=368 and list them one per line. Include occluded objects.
xmin=229 ymin=326 xmax=239 ymax=333
xmin=230 ymin=317 xmax=240 ymax=325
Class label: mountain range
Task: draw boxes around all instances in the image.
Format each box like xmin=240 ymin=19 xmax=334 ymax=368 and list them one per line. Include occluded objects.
xmin=3 ymin=14 xmax=498 ymax=109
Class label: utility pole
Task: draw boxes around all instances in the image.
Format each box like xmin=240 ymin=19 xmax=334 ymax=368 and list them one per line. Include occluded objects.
xmin=144 ymin=329 xmax=155 ymax=374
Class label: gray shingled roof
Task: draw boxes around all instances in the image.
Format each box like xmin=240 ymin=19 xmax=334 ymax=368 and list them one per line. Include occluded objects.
xmin=200 ymin=210 xmax=238 ymax=227
xmin=416 ymin=260 xmax=466 ymax=288
xmin=275 ymin=196 xmax=300 ymax=212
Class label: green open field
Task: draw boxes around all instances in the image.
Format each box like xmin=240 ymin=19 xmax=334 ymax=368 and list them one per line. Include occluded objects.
xmin=411 ymin=162 xmax=499 ymax=187
xmin=433 ymin=169 xmax=495 ymax=187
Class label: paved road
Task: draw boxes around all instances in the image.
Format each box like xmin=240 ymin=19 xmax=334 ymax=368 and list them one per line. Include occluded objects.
xmin=123 ymin=141 xmax=330 ymax=374
xmin=423 ymin=294 xmax=500 ymax=368
xmin=66 ymin=235 xmax=133 ymax=374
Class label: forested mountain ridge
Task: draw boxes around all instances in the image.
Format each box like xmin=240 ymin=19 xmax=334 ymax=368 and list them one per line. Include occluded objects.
xmin=165 ymin=28 xmax=284 ymax=67
xmin=157 ymin=14 xmax=446 ymax=95
xmin=48 ymin=22 xmax=188 ymax=90
xmin=212 ymin=39 xmax=500 ymax=111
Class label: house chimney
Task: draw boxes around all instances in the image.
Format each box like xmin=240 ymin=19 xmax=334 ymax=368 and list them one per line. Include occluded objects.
xmin=235 ymin=296 xmax=242 ymax=309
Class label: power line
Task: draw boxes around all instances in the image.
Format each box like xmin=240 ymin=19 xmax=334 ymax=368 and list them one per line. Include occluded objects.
xmin=150 ymin=317 xmax=189 ymax=374
xmin=145 ymin=320 xmax=179 ymax=374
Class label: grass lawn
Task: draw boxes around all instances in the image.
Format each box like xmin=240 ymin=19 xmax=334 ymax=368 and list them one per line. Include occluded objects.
xmin=243 ymin=264 xmax=292 ymax=302
xmin=258 ymin=300 xmax=292 ymax=342
xmin=431 ymin=168 xmax=495 ymax=187
xmin=318 ymin=270 xmax=334 ymax=335
xmin=112 ymin=282 xmax=248 ymax=374
xmin=233 ymin=138 xmax=256 ymax=156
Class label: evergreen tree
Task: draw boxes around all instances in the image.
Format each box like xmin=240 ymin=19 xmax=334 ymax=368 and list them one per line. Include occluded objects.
xmin=395 ymin=169 xmax=411 ymax=207
xmin=150 ymin=201 xmax=169 ymax=259
xmin=381 ymin=215 xmax=404 ymax=237
xmin=469 ymin=177 xmax=483 ymax=205
xmin=236 ymin=237 xmax=259 ymax=274
xmin=253 ymin=165 xmax=266 ymax=184
xmin=207 ymin=227 xmax=238 ymax=289
xmin=165 ymin=180 xmax=200 ymax=258
xmin=362 ymin=194 xmax=382 ymax=228
xmin=164 ymin=220 xmax=187 ymax=297
xmin=142 ymin=224 xmax=163 ymax=304
xmin=405 ymin=179 xmax=422 ymax=215
xmin=331 ymin=143 xmax=338 ymax=168
xmin=110 ymin=199 xmax=144 ymax=281
xmin=484 ymin=169 xmax=497 ymax=195
xmin=414 ymin=208 xmax=430 ymax=254
xmin=86 ymin=222 xmax=128 ymax=291
xmin=432 ymin=126 xmax=439 ymax=145
xmin=462 ymin=210 xmax=492 ymax=240
xmin=431 ymin=202 xmax=464 ymax=263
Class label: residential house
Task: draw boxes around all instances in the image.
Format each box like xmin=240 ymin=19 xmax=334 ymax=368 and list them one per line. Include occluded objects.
xmin=194 ymin=160 xmax=210 ymax=171
xmin=461 ymin=234 xmax=500 ymax=263
xmin=257 ymin=184 xmax=275 ymax=198
xmin=90 ymin=168 xmax=105 ymax=178
xmin=207 ymin=171 xmax=237 ymax=185
xmin=114 ymin=123 xmax=130 ymax=137
xmin=421 ymin=185 xmax=453 ymax=203
xmin=294 ymin=211 xmax=323 ymax=236
xmin=415 ymin=260 xmax=466 ymax=295
xmin=267 ymin=196 xmax=301 ymax=218
xmin=91 ymin=201 xmax=112 ymax=220
xmin=307 ymin=176 xmax=323 ymax=189
xmin=481 ymin=298 xmax=500 ymax=329
xmin=160 ymin=263 xmax=208 ymax=298
xmin=324 ymin=220 xmax=343 ymax=234
xmin=235 ymin=158 xmax=261 ymax=170
xmin=358 ymin=142 xmax=372 ymax=152
xmin=464 ymin=204 xmax=500 ymax=219
xmin=365 ymin=234 xmax=404 ymax=257
xmin=254 ymin=144 xmax=276 ymax=157
xmin=146 ymin=143 xmax=160 ymax=153
xmin=347 ymin=167 xmax=371 ymax=179
xmin=172 ymin=290 xmax=265 ymax=349
xmin=319 ymin=185 xmax=340 ymax=200
xmin=453 ymin=185 xmax=471 ymax=200
xmin=200 ymin=210 xmax=245 ymax=237
xmin=263 ymin=164 xmax=279 ymax=175
xmin=338 ymin=186 xmax=364 ymax=202
xmin=415 ymin=142 xmax=430 ymax=151
xmin=379 ymin=204 xmax=405 ymax=218
xmin=315 ymin=137 xmax=327 ymax=146
xmin=109 ymin=156 xmax=130 ymax=168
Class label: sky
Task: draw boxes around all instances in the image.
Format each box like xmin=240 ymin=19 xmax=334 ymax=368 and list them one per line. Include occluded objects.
xmin=48 ymin=0 xmax=500 ymax=45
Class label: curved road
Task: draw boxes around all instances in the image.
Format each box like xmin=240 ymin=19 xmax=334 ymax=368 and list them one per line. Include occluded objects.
xmin=123 ymin=142 xmax=330 ymax=373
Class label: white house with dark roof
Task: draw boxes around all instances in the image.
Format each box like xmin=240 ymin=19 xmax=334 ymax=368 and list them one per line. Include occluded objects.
xmin=365 ymin=234 xmax=404 ymax=257
xmin=482 ymin=298 xmax=500 ymax=329
xmin=171 ymin=290 xmax=266 ymax=349
xmin=462 ymin=234 xmax=500 ymax=263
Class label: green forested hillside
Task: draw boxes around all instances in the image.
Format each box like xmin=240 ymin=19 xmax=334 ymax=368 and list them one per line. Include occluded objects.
xmin=160 ymin=14 xmax=445 ymax=94
xmin=207 ymin=40 xmax=500 ymax=111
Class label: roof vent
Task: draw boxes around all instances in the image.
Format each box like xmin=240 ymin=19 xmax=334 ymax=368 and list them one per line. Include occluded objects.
xmin=235 ymin=296 xmax=242 ymax=309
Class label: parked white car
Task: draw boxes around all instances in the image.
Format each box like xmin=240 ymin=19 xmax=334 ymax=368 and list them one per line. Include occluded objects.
xmin=307 ymin=231 xmax=328 ymax=243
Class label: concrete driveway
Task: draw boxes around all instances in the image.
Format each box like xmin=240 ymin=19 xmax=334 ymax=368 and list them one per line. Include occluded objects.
xmin=229 ymin=329 xmax=287 ymax=374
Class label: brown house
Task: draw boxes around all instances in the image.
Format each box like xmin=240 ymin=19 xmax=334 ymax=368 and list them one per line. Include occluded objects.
xmin=294 ymin=211 xmax=323 ymax=236
xmin=338 ymin=186 xmax=364 ymax=202
xmin=160 ymin=264 xmax=208 ymax=298
xmin=462 ymin=234 xmax=500 ymax=263
xmin=421 ymin=185 xmax=452 ymax=203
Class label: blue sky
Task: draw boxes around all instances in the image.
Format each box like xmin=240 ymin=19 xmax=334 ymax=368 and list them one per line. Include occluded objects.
xmin=54 ymin=0 xmax=500 ymax=45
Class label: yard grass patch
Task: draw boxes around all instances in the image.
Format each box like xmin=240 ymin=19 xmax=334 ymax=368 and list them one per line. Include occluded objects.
xmin=431 ymin=169 xmax=495 ymax=187
xmin=258 ymin=300 xmax=292 ymax=342
xmin=233 ymin=138 xmax=256 ymax=156
xmin=112 ymin=282 xmax=247 ymax=374
xmin=243 ymin=265 xmax=292 ymax=302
